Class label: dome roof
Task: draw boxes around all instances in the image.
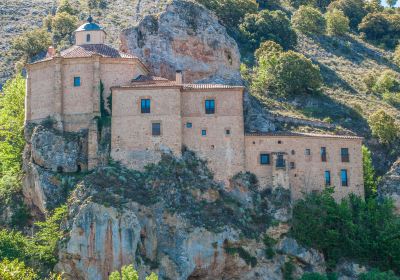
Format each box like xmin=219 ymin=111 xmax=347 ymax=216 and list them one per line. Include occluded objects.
xmin=75 ymin=16 xmax=104 ymax=32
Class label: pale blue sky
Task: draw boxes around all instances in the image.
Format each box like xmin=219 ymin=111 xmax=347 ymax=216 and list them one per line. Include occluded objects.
xmin=381 ymin=0 xmax=400 ymax=7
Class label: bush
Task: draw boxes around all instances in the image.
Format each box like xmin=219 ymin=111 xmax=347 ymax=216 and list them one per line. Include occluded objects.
xmin=362 ymin=146 xmax=378 ymax=199
xmin=109 ymin=264 xmax=158 ymax=280
xmin=258 ymin=0 xmax=282 ymax=10
xmin=0 ymin=259 xmax=38 ymax=280
xmin=292 ymin=6 xmax=326 ymax=34
xmin=359 ymin=270 xmax=400 ymax=280
xmin=368 ymin=110 xmax=399 ymax=144
xmin=239 ymin=10 xmax=297 ymax=52
xmin=289 ymin=0 xmax=332 ymax=10
xmin=57 ymin=0 xmax=78 ymax=15
xmin=11 ymin=29 xmax=51 ymax=61
xmin=300 ymin=273 xmax=329 ymax=280
xmin=327 ymin=0 xmax=367 ymax=29
xmin=325 ymin=9 xmax=350 ymax=35
xmin=50 ymin=12 xmax=78 ymax=46
xmin=0 ymin=230 xmax=30 ymax=262
xmin=394 ymin=45 xmax=400 ymax=66
xmin=252 ymin=49 xmax=322 ymax=96
xmin=0 ymin=74 xmax=26 ymax=175
xmin=255 ymin=40 xmax=284 ymax=60
xmin=372 ymin=70 xmax=400 ymax=94
xmin=291 ymin=190 xmax=400 ymax=272
xmin=358 ymin=13 xmax=400 ymax=48
xmin=196 ymin=0 xmax=258 ymax=28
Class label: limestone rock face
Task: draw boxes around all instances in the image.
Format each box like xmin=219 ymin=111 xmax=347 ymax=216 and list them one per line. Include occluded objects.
xmin=378 ymin=158 xmax=400 ymax=214
xmin=120 ymin=0 xmax=242 ymax=85
xmin=30 ymin=125 xmax=86 ymax=173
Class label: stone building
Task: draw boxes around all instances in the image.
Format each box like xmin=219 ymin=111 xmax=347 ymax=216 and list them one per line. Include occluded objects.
xmin=25 ymin=18 xmax=364 ymax=200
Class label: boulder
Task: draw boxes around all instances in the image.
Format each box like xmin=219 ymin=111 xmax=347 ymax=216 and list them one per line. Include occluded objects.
xmin=276 ymin=238 xmax=326 ymax=274
xmin=120 ymin=0 xmax=242 ymax=85
xmin=30 ymin=125 xmax=85 ymax=173
xmin=378 ymin=159 xmax=400 ymax=214
xmin=335 ymin=261 xmax=367 ymax=280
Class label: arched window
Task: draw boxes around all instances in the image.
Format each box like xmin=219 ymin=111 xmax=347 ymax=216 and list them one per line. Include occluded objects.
xmin=86 ymin=34 xmax=91 ymax=42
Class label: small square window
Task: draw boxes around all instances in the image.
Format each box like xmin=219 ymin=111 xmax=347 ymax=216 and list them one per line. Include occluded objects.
xmin=290 ymin=162 xmax=295 ymax=169
xmin=141 ymin=99 xmax=151 ymax=114
xmin=291 ymin=150 xmax=296 ymax=155
xmin=225 ymin=129 xmax=231 ymax=135
xmin=201 ymin=129 xmax=207 ymax=136
xmin=74 ymin=77 xmax=81 ymax=87
xmin=260 ymin=154 xmax=270 ymax=165
xmin=205 ymin=99 xmax=215 ymax=114
xmin=278 ymin=140 xmax=282 ymax=144
xmin=305 ymin=149 xmax=311 ymax=156
xmin=186 ymin=122 xmax=192 ymax=128
xmin=152 ymin=122 xmax=161 ymax=136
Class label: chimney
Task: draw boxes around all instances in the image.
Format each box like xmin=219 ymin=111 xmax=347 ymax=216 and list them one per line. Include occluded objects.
xmin=175 ymin=70 xmax=183 ymax=84
xmin=46 ymin=46 xmax=56 ymax=58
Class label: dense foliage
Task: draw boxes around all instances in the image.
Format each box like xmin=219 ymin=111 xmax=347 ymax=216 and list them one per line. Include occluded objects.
xmin=291 ymin=190 xmax=400 ymax=273
xmin=109 ymin=264 xmax=158 ymax=280
xmin=358 ymin=13 xmax=400 ymax=48
xmin=291 ymin=6 xmax=326 ymax=35
xmin=362 ymin=146 xmax=378 ymax=199
xmin=325 ymin=9 xmax=350 ymax=36
xmin=327 ymin=0 xmax=367 ymax=29
xmin=11 ymin=29 xmax=52 ymax=63
xmin=251 ymin=44 xmax=322 ymax=96
xmin=368 ymin=110 xmax=399 ymax=145
xmin=239 ymin=10 xmax=297 ymax=52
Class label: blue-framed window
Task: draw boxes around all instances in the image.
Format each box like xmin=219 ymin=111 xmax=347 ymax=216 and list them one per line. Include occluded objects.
xmin=73 ymin=77 xmax=81 ymax=87
xmin=276 ymin=154 xmax=286 ymax=168
xmin=141 ymin=99 xmax=151 ymax=114
xmin=201 ymin=129 xmax=207 ymax=136
xmin=205 ymin=99 xmax=215 ymax=114
xmin=86 ymin=34 xmax=91 ymax=42
xmin=186 ymin=122 xmax=192 ymax=128
xmin=260 ymin=153 xmax=270 ymax=165
xmin=325 ymin=171 xmax=331 ymax=186
xmin=341 ymin=169 xmax=348 ymax=187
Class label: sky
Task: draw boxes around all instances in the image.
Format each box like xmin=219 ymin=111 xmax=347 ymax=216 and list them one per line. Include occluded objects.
xmin=381 ymin=0 xmax=400 ymax=7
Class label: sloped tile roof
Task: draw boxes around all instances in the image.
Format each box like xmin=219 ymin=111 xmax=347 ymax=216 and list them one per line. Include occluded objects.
xmin=182 ymin=84 xmax=243 ymax=90
xmin=60 ymin=44 xmax=137 ymax=59
xmin=245 ymin=131 xmax=363 ymax=139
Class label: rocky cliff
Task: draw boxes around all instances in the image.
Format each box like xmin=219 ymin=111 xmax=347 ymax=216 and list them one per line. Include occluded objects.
xmin=120 ymin=0 xmax=241 ymax=85
xmin=378 ymin=159 xmax=400 ymax=214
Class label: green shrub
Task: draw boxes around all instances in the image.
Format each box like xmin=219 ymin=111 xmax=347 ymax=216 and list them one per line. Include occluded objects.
xmin=300 ymin=273 xmax=329 ymax=280
xmin=258 ymin=0 xmax=282 ymax=10
xmin=50 ymin=12 xmax=78 ymax=46
xmin=292 ymin=6 xmax=327 ymax=34
xmin=282 ymin=260 xmax=295 ymax=280
xmin=109 ymin=264 xmax=158 ymax=280
xmin=291 ymin=0 xmax=332 ymax=10
xmin=196 ymin=0 xmax=258 ymax=28
xmin=239 ymin=10 xmax=297 ymax=52
xmin=255 ymin=40 xmax=284 ymax=61
xmin=0 ymin=259 xmax=38 ymax=280
xmin=383 ymin=92 xmax=400 ymax=108
xmin=57 ymin=0 xmax=78 ymax=15
xmin=291 ymin=190 xmax=400 ymax=272
xmin=0 ymin=230 xmax=30 ymax=262
xmin=11 ymin=29 xmax=51 ymax=61
xmin=325 ymin=9 xmax=350 ymax=35
xmin=394 ymin=45 xmax=400 ymax=66
xmin=0 ymin=74 xmax=26 ymax=175
xmin=362 ymin=146 xmax=378 ymax=199
xmin=372 ymin=70 xmax=400 ymax=94
xmin=252 ymin=49 xmax=323 ymax=96
xmin=358 ymin=13 xmax=400 ymax=48
xmin=327 ymin=0 xmax=366 ymax=29
xmin=368 ymin=110 xmax=399 ymax=144
xmin=359 ymin=269 xmax=400 ymax=280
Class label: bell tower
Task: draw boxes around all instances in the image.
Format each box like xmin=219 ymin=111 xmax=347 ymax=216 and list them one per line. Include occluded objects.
xmin=74 ymin=16 xmax=106 ymax=45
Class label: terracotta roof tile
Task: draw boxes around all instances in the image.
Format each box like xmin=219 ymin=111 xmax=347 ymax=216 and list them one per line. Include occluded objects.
xmin=132 ymin=75 xmax=170 ymax=82
xmin=60 ymin=44 xmax=137 ymax=59
xmin=245 ymin=131 xmax=363 ymax=139
xmin=182 ymin=84 xmax=243 ymax=90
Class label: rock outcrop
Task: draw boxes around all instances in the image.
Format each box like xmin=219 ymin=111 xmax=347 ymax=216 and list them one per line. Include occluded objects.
xmin=378 ymin=158 xmax=400 ymax=214
xmin=23 ymin=124 xmax=87 ymax=215
xmin=120 ymin=0 xmax=241 ymax=85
